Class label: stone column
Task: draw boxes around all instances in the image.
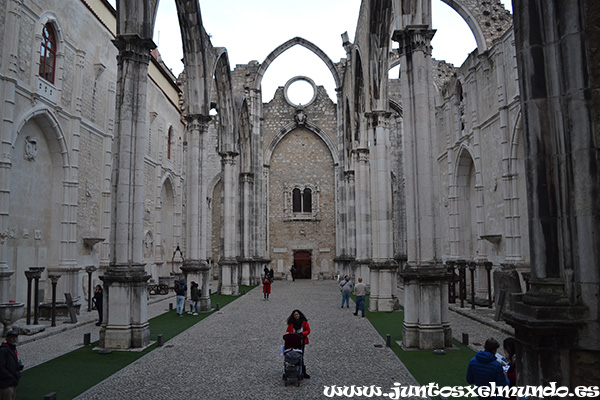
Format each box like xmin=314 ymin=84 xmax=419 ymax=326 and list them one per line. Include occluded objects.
xmin=100 ymin=34 xmax=154 ymax=350
xmin=219 ymin=152 xmax=239 ymax=295
xmin=354 ymin=148 xmax=372 ymax=294
xmin=240 ymin=172 xmax=254 ymax=285
xmin=0 ymin=0 xmax=22 ymax=301
xmin=367 ymin=112 xmax=398 ymax=311
xmin=182 ymin=114 xmax=211 ymax=310
xmin=394 ymin=25 xmax=451 ymax=349
xmin=503 ymin=0 xmax=600 ymax=387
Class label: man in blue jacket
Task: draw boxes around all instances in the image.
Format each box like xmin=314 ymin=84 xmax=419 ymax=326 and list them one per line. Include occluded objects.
xmin=466 ymin=338 xmax=508 ymax=398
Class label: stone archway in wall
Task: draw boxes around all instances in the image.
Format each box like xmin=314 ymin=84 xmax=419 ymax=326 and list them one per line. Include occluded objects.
xmin=9 ymin=109 xmax=72 ymax=304
xmin=158 ymin=175 xmax=177 ymax=280
xmin=265 ymin=122 xmax=337 ymax=280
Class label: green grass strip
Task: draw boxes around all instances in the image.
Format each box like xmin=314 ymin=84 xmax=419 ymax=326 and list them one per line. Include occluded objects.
xmin=354 ymin=295 xmax=475 ymax=398
xmin=18 ymin=287 xmax=255 ymax=400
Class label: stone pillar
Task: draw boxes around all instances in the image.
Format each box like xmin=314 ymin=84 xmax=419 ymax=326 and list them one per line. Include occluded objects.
xmin=240 ymin=172 xmax=254 ymax=286
xmin=183 ymin=114 xmax=211 ymax=311
xmin=367 ymin=112 xmax=398 ymax=312
xmin=345 ymin=170 xmax=356 ymax=261
xmin=219 ymin=152 xmax=239 ymax=295
xmin=503 ymin=0 xmax=600 ymax=387
xmin=354 ymin=149 xmax=372 ymax=291
xmin=394 ymin=25 xmax=451 ymax=349
xmin=100 ymin=34 xmax=155 ymax=350
xmin=0 ymin=0 xmax=21 ymax=301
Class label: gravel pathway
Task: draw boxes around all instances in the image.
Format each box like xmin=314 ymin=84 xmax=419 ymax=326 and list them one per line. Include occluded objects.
xmin=75 ymin=280 xmax=420 ymax=400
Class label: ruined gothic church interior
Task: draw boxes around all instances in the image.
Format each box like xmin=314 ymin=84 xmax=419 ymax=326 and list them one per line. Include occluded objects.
xmin=0 ymin=0 xmax=598 ymax=389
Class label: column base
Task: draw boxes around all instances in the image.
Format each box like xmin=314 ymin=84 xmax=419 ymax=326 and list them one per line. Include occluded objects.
xmin=400 ymin=263 xmax=452 ymax=349
xmin=99 ymin=263 xmax=150 ymax=350
xmin=503 ymin=279 xmax=593 ymax=386
xmin=219 ymin=259 xmax=238 ymax=295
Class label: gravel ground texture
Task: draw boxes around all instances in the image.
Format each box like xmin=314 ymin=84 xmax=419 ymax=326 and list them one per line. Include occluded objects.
xmin=13 ymin=279 xmax=515 ymax=400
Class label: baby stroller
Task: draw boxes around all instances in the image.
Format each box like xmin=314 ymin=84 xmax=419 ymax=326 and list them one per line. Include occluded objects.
xmin=282 ymin=333 xmax=304 ymax=386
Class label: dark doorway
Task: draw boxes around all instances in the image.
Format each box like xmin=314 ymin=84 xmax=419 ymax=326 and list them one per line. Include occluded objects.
xmin=293 ymin=251 xmax=312 ymax=279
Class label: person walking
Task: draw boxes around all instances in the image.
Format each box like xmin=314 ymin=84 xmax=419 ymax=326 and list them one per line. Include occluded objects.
xmin=339 ymin=275 xmax=353 ymax=308
xmin=286 ymin=309 xmax=311 ymax=379
xmin=262 ymin=274 xmax=272 ymax=300
xmin=353 ymin=277 xmax=367 ymax=317
xmin=93 ymin=284 xmax=103 ymax=326
xmin=0 ymin=330 xmax=23 ymax=400
xmin=466 ymin=338 xmax=508 ymax=397
xmin=188 ymin=281 xmax=200 ymax=315
xmin=290 ymin=265 xmax=296 ymax=281
xmin=174 ymin=278 xmax=187 ymax=317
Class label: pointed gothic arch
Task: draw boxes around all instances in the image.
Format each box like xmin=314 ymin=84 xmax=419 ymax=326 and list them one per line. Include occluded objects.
xmin=252 ymin=37 xmax=341 ymax=92
xmin=237 ymin=98 xmax=252 ymax=173
xmin=264 ymin=121 xmax=340 ymax=167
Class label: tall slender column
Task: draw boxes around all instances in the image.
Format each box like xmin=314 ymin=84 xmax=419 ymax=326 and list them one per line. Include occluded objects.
xmin=100 ymin=34 xmax=155 ymax=350
xmin=353 ymin=148 xmax=372 ymax=299
xmin=0 ymin=0 xmax=22 ymax=298
xmin=394 ymin=24 xmax=451 ymax=349
xmin=182 ymin=115 xmax=211 ymax=310
xmin=367 ymin=112 xmax=398 ymax=312
xmin=219 ymin=152 xmax=239 ymax=295
xmin=240 ymin=172 xmax=254 ymax=286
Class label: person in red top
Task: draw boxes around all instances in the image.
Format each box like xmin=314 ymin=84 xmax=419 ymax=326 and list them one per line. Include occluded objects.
xmin=262 ymin=274 xmax=272 ymax=301
xmin=286 ymin=309 xmax=311 ymax=378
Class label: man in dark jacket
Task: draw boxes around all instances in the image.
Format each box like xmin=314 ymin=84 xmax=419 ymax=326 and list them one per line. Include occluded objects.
xmin=174 ymin=278 xmax=187 ymax=317
xmin=0 ymin=330 xmax=23 ymax=399
xmin=466 ymin=338 xmax=508 ymax=398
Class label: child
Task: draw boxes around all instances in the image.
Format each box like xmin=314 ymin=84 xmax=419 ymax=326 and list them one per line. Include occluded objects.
xmin=262 ymin=274 xmax=272 ymax=301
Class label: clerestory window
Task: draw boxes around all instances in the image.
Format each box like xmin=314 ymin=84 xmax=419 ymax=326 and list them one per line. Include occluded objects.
xmin=39 ymin=24 xmax=57 ymax=84
xmin=167 ymin=126 xmax=173 ymax=159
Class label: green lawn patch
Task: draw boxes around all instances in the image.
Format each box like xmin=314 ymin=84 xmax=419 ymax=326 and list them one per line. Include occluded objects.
xmin=354 ymin=294 xmax=475 ymax=398
xmin=18 ymin=287 xmax=255 ymax=400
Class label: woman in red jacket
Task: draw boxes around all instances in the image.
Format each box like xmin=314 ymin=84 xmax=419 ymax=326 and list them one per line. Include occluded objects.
xmin=262 ymin=275 xmax=272 ymax=300
xmin=286 ymin=309 xmax=311 ymax=378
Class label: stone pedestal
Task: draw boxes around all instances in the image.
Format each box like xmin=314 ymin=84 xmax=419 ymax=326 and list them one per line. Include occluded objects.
xmin=219 ymin=259 xmax=238 ymax=295
xmin=503 ymin=279 xmax=595 ymax=387
xmin=401 ymin=264 xmax=452 ymax=349
xmin=99 ymin=265 xmax=150 ymax=350
xmin=371 ymin=260 xmax=398 ymax=312
xmin=199 ymin=262 xmax=211 ymax=311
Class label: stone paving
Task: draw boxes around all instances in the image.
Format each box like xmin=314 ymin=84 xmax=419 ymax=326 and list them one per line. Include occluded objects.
xmin=13 ymin=279 xmax=515 ymax=399
xmin=75 ymin=280 xmax=420 ymax=399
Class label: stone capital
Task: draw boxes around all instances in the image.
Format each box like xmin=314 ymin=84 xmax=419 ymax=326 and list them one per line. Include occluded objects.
xmin=392 ymin=26 xmax=436 ymax=57
xmin=240 ymin=172 xmax=254 ymax=183
xmin=112 ymin=34 xmax=156 ymax=64
xmin=101 ymin=263 xmax=150 ymax=284
xmin=184 ymin=114 xmax=212 ymax=132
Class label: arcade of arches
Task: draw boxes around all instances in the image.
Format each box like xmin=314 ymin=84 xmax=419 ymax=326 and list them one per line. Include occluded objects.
xmin=0 ymin=0 xmax=598 ymax=390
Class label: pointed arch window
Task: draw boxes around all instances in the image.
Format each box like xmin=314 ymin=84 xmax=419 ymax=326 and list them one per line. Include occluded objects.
xmin=39 ymin=24 xmax=57 ymax=83
xmin=292 ymin=188 xmax=302 ymax=212
xmin=167 ymin=126 xmax=173 ymax=159
xmin=303 ymin=188 xmax=312 ymax=212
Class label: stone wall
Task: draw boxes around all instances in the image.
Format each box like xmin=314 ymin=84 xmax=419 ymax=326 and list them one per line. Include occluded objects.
xmin=262 ymin=84 xmax=337 ymax=279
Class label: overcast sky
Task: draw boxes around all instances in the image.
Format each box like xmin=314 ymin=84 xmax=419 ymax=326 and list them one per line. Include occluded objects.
xmin=107 ymin=0 xmax=513 ymax=103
